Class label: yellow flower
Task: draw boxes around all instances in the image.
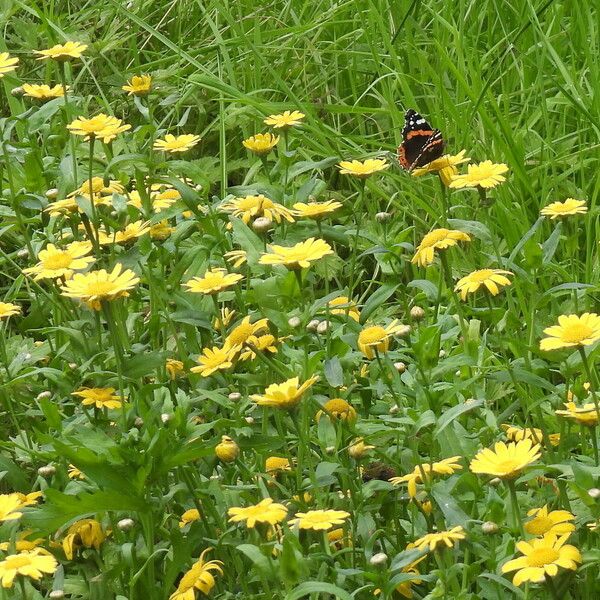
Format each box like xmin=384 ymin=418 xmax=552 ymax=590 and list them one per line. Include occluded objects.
xmin=242 ymin=132 xmax=279 ymax=155
xmin=224 ymin=316 xmax=269 ymax=350
xmin=412 ymin=150 xmax=470 ymax=186
xmin=0 ymin=53 xmax=18 ymax=77
xmin=524 ymin=506 xmax=575 ymax=536
xmin=35 ymin=41 xmax=87 ymax=61
xmin=60 ymin=263 xmax=139 ymax=310
xmin=328 ymin=296 xmax=360 ymax=322
xmin=150 ymin=221 xmax=175 ymax=241
xmin=390 ymin=457 xmax=463 ymax=498
xmin=315 ymin=398 xmax=356 ymax=422
xmin=0 ymin=549 xmax=57 ymax=588
xmin=288 ymin=509 xmax=350 ymax=531
xmin=213 ymin=307 xmax=236 ymax=331
xmin=501 ymin=533 xmax=581 ymax=586
xmin=469 ymin=439 xmax=541 ymax=479
xmin=454 ymin=269 xmax=513 ymax=301
xmin=0 ymin=494 xmax=24 ymax=522
xmin=184 ymin=268 xmax=243 ymax=295
xmin=190 ymin=346 xmax=237 ymax=377
xmin=501 ymin=424 xmax=560 ymax=447
xmin=128 ymin=187 xmax=181 ymax=213
xmin=154 ymin=134 xmax=201 ymax=153
xmin=67 ymin=114 xmax=131 ymax=143
xmin=540 ymin=313 xmax=600 ymax=351
xmin=264 ymin=110 xmax=305 ymax=128
xmin=555 ymin=402 xmax=599 ymax=427
xmin=166 ymin=358 xmax=185 ymax=380
xmin=348 ymin=438 xmax=375 ymax=459
xmin=62 ymin=519 xmax=106 ymax=560
xmin=265 ymin=456 xmax=291 ymax=474
xmin=179 ymin=509 xmax=201 ymax=528
xmin=224 ymin=250 xmax=247 ymax=268
xmin=122 ymin=74 xmax=152 ymax=96
xmin=0 ymin=531 xmax=45 ymax=553
xmin=44 ymin=198 xmax=80 ymax=217
xmin=251 ymin=376 xmax=318 ymax=410
xmin=327 ymin=528 xmax=352 ymax=550
xmin=107 ymin=220 xmax=151 ymax=245
xmin=169 ymin=549 xmax=223 ymax=599
xmin=65 ymin=177 xmax=125 ymax=209
xmin=449 ymin=160 xmax=508 ymax=189
xmin=71 ymin=387 xmax=123 ymax=409
xmin=228 ymin=498 xmax=287 ymax=528
xmin=541 ymin=198 xmax=587 ymax=219
xmin=67 ymin=465 xmax=85 ymax=480
xmin=214 ymin=435 xmax=239 ymax=463
xmin=357 ymin=320 xmax=409 ymax=359
xmin=412 ymin=526 xmax=465 ymax=551
xmin=292 ymin=200 xmax=342 ymax=219
xmin=22 ymin=83 xmax=65 ymax=100
xmin=23 ymin=242 xmax=94 ymax=281
xmin=15 ymin=492 xmax=43 ymax=507
xmin=0 ymin=303 xmax=21 ymax=319
xmin=259 ymin=238 xmax=334 ymax=270
xmin=412 ymin=228 xmax=471 ymax=267
xmin=220 ymin=194 xmax=294 ymax=224
xmin=337 ymin=158 xmax=389 ymax=178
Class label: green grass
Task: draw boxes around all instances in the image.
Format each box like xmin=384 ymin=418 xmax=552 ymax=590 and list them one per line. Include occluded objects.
xmin=0 ymin=0 xmax=599 ymax=599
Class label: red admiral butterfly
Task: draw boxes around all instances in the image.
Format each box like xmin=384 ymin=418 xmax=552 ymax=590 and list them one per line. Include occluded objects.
xmin=397 ymin=109 xmax=444 ymax=171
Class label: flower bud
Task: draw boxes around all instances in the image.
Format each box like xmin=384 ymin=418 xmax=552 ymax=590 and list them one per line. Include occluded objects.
xmin=410 ymin=306 xmax=425 ymax=320
xmin=375 ymin=211 xmax=391 ymax=223
xmin=160 ymin=413 xmax=172 ymax=424
xmin=45 ymin=188 xmax=59 ymax=200
xmin=316 ymin=320 xmax=330 ymax=334
xmin=252 ymin=217 xmax=272 ymax=233
xmin=438 ymin=350 xmax=446 ymax=358
xmin=245 ymin=416 xmax=254 ymax=425
xmin=17 ymin=248 xmax=29 ymax=259
xmin=482 ymin=521 xmax=499 ymax=534
xmin=348 ymin=438 xmax=374 ymax=459
xmin=11 ymin=86 xmax=24 ymax=97
xmin=370 ymin=552 xmax=388 ymax=566
xmin=588 ymin=488 xmax=600 ymax=499
xmin=117 ymin=518 xmax=135 ymax=531
xmin=37 ymin=465 xmax=56 ymax=477
xmin=68 ymin=362 xmax=77 ymax=370
xmin=36 ymin=391 xmax=52 ymax=401
xmin=489 ymin=477 xmax=501 ymax=487
xmin=389 ymin=404 xmax=399 ymax=415
xmin=215 ymin=435 xmax=239 ymax=462
xmin=49 ymin=592 xmax=65 ymax=599
xmin=325 ymin=445 xmax=336 ymax=455
xmin=228 ymin=392 xmax=242 ymax=402
xmin=306 ymin=319 xmax=320 ymax=332
xmin=288 ymin=316 xmax=301 ymax=328
xmin=397 ymin=324 xmax=411 ymax=337
xmin=393 ymin=361 xmax=406 ymax=373
xmin=134 ymin=417 xmax=144 ymax=428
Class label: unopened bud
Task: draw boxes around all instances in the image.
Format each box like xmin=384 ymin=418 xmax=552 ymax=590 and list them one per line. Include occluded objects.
xmin=17 ymin=248 xmax=29 ymax=259
xmin=410 ymin=306 xmax=425 ymax=320
xmin=68 ymin=362 xmax=77 ymax=370
xmin=489 ymin=477 xmax=501 ymax=487
xmin=370 ymin=552 xmax=388 ymax=566
xmin=45 ymin=188 xmax=59 ymax=200
xmin=438 ymin=350 xmax=446 ymax=358
xmin=397 ymin=324 xmax=411 ymax=337
xmin=117 ymin=518 xmax=135 ymax=531
xmin=215 ymin=435 xmax=239 ymax=462
xmin=228 ymin=392 xmax=242 ymax=402
xmin=288 ymin=316 xmax=301 ymax=328
xmin=316 ymin=320 xmax=330 ymax=334
xmin=245 ymin=416 xmax=254 ymax=425
xmin=307 ymin=319 xmax=320 ymax=332
xmin=252 ymin=217 xmax=272 ymax=233
xmin=389 ymin=404 xmax=399 ymax=415
xmin=588 ymin=488 xmax=600 ymax=499
xmin=36 ymin=391 xmax=52 ymax=401
xmin=134 ymin=417 xmax=144 ymax=428
xmin=325 ymin=445 xmax=336 ymax=455
xmin=49 ymin=592 xmax=65 ymax=599
xmin=37 ymin=465 xmax=56 ymax=477
xmin=11 ymin=86 xmax=24 ymax=97
xmin=394 ymin=361 xmax=406 ymax=373
xmin=482 ymin=521 xmax=499 ymax=534
xmin=375 ymin=211 xmax=391 ymax=223
xmin=160 ymin=413 xmax=172 ymax=424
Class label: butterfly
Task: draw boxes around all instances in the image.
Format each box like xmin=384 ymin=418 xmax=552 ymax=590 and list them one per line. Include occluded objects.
xmin=397 ymin=109 xmax=444 ymax=171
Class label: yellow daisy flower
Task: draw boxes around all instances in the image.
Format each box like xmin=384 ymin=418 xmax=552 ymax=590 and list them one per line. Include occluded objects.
xmin=540 ymin=313 xmax=600 ymax=351
xmin=166 ymin=358 xmax=185 ymax=379
xmin=251 ymin=376 xmax=319 ymax=410
xmin=265 ymin=456 xmax=291 ymax=474
xmin=555 ymin=402 xmax=599 ymax=427
xmin=228 ymin=498 xmax=288 ymax=528
xmin=411 ymin=150 xmax=470 ymax=186
xmin=67 ymin=114 xmax=131 ymax=143
xmin=524 ymin=506 xmax=575 ymax=536
xmin=183 ymin=268 xmax=243 ymax=295
xmin=220 ymin=194 xmax=294 ymax=225
xmin=190 ymin=346 xmax=237 ymax=377
xmin=122 ymin=75 xmax=152 ymax=96
xmin=389 ymin=457 xmax=463 ymax=498
xmin=412 ymin=228 xmax=471 ymax=267
xmin=35 ymin=41 xmax=87 ymax=61
xmin=288 ymin=509 xmax=349 ymax=531
xmin=150 ymin=221 xmax=175 ymax=241
xmin=454 ymin=269 xmax=513 ymax=300
xmin=223 ymin=316 xmax=270 ymax=350
xmin=541 ymin=198 xmax=587 ymax=219
xmin=169 ymin=549 xmax=223 ymax=599
xmin=242 ymin=132 xmax=279 ymax=155
xmin=501 ymin=533 xmax=581 ymax=586
xmin=223 ymin=250 xmax=247 ymax=268
xmin=411 ymin=526 xmax=465 ymax=551
xmin=449 ymin=160 xmax=508 ymax=189
xmin=23 ymin=242 xmax=94 ymax=281
xmin=357 ymin=320 xmax=409 ymax=359
xmin=315 ymin=398 xmax=357 ymax=422
xmin=62 ymin=519 xmax=107 ymax=560
xmin=153 ymin=134 xmax=201 ymax=153
xmin=264 ymin=110 xmax=305 ymax=128
xmin=0 ymin=549 xmax=57 ymax=588
xmin=348 ymin=438 xmax=375 ymax=459
xmin=0 ymin=53 xmax=19 ymax=77
xmin=0 ymin=303 xmax=21 ymax=319
xmin=22 ymin=83 xmax=65 ymax=100
xmin=327 ymin=296 xmax=360 ymax=322
xmin=71 ymin=387 xmax=123 ymax=410
xmin=0 ymin=494 xmax=24 ymax=522
xmin=337 ymin=158 xmax=389 ymax=178
xmin=292 ymin=200 xmax=343 ymax=219
xmin=501 ymin=424 xmax=560 ymax=447
xmin=469 ymin=439 xmax=541 ymax=479
xmin=179 ymin=509 xmax=201 ymax=528
xmin=259 ymin=238 xmax=334 ymax=270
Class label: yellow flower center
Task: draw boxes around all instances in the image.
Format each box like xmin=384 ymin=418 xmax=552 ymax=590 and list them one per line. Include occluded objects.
xmin=561 ymin=323 xmax=592 ymax=343
xmin=228 ymin=323 xmax=254 ymax=345
xmin=43 ymin=251 xmax=73 ymax=269
xmin=85 ymin=281 xmax=118 ymax=296
xmin=496 ymin=459 xmax=521 ymax=474
xmin=360 ymin=326 xmax=386 ymax=344
xmin=469 ymin=269 xmax=493 ymax=282
xmin=527 ymin=547 xmax=559 ymax=567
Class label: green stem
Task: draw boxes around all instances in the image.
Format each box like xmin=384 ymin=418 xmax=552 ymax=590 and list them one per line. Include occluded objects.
xmin=348 ymin=180 xmax=366 ymax=299
xmin=59 ymin=62 xmax=78 ymax=186
xmin=505 ymin=479 xmax=524 ymax=537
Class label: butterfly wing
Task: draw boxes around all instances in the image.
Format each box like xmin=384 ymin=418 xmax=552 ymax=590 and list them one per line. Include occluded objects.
xmin=398 ymin=109 xmax=444 ymax=170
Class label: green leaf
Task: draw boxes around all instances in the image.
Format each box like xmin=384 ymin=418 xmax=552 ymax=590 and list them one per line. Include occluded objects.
xmin=435 ymin=399 xmax=483 ymax=436
xmin=236 ymin=544 xmax=270 ymax=575
xmin=284 ymin=582 xmax=353 ymax=600
xmin=360 ymin=283 xmax=398 ymax=323
xmin=323 ymin=356 xmax=344 ymax=388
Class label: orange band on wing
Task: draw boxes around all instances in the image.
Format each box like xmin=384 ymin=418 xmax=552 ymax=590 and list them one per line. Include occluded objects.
xmin=406 ymin=129 xmax=434 ymax=139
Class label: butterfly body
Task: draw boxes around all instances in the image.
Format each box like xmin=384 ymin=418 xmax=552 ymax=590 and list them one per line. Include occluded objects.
xmin=397 ymin=109 xmax=444 ymax=171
